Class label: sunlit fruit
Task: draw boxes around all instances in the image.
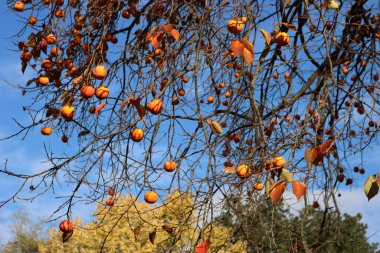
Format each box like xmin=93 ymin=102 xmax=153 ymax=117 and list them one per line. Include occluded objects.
xmin=147 ymin=98 xmax=163 ymax=115
xmin=41 ymin=127 xmax=52 ymax=136
xmin=275 ymin=32 xmax=290 ymax=46
xmin=144 ymin=191 xmax=158 ymax=204
xmin=46 ymin=34 xmax=56 ymax=44
xmin=182 ymin=76 xmax=188 ymax=83
xmin=92 ymin=65 xmax=107 ymax=80
xmin=236 ymin=164 xmax=248 ymax=177
xmin=106 ymin=198 xmax=115 ymax=206
xmin=207 ymin=96 xmax=214 ymax=103
xmin=164 ymin=161 xmax=176 ymax=172
xmin=80 ymin=85 xmax=95 ymax=99
xmin=28 ymin=16 xmax=37 ymax=25
xmin=38 ymin=76 xmax=49 ymax=85
xmin=227 ymin=18 xmax=245 ymax=34
xmin=14 ymin=2 xmax=24 ymax=12
xmin=60 ymin=105 xmax=75 ymax=121
xmin=131 ymin=128 xmax=144 ymax=142
xmin=95 ymin=86 xmax=109 ymax=99
xmin=108 ymin=188 xmax=115 ymax=195
xmin=59 ymin=220 xmax=74 ymax=233
xmin=253 ymin=182 xmax=264 ymax=191
xmin=273 ymin=156 xmax=286 ymax=167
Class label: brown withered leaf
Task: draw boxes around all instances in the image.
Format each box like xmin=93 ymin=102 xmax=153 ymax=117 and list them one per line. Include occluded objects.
xmin=270 ymin=182 xmax=286 ymax=206
xmin=146 ymin=25 xmax=159 ymax=42
xmin=62 ymin=231 xmax=73 ymax=243
xmin=319 ymin=139 xmax=333 ymax=153
xmin=229 ymin=39 xmax=244 ymax=56
xmin=305 ymin=148 xmax=323 ymax=167
xmin=133 ymin=225 xmax=142 ymax=241
xmin=207 ymin=120 xmax=223 ymax=135
xmin=170 ymin=29 xmax=180 ymax=40
xmin=243 ymin=39 xmax=254 ymax=52
xmin=95 ymin=103 xmax=106 ymax=116
xmin=118 ymin=99 xmax=130 ymax=113
xmin=222 ymin=167 xmax=236 ymax=174
xmin=162 ymin=24 xmax=174 ymax=32
xmin=149 ymin=229 xmax=156 ymax=244
xmin=243 ymin=48 xmax=254 ymax=65
xmin=282 ymin=22 xmax=297 ymax=31
xmin=364 ymin=175 xmax=379 ymax=201
xmin=292 ymin=180 xmax=307 ymax=201
xmin=162 ymin=224 xmax=176 ymax=236
xmin=259 ymin=29 xmax=271 ymax=45
xmin=151 ymin=32 xmax=164 ymax=48
xmin=268 ymin=179 xmax=285 ymax=194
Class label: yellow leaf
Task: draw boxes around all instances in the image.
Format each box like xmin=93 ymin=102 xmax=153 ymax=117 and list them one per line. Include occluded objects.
xmin=222 ymin=167 xmax=236 ymax=173
xmin=242 ymin=48 xmax=254 ymax=65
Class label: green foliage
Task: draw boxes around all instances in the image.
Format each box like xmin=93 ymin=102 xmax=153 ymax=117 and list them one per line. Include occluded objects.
xmin=216 ymin=196 xmax=380 ymax=253
xmin=1 ymin=210 xmax=45 ymax=253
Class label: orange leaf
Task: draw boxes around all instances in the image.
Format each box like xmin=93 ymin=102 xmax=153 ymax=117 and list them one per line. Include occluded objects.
xmin=242 ymin=39 xmax=254 ymax=52
xmin=222 ymin=167 xmax=236 ymax=174
xmin=195 ymin=239 xmax=211 ymax=253
xmin=146 ymin=25 xmax=159 ymax=42
xmin=259 ymin=29 xmax=271 ymax=45
xmin=229 ymin=39 xmax=244 ymax=56
xmin=268 ymin=179 xmax=285 ymax=194
xmin=95 ymin=103 xmax=106 ymax=115
xmin=151 ymin=32 xmax=164 ymax=48
xmin=282 ymin=22 xmax=297 ymax=31
xmin=270 ymin=182 xmax=286 ymax=206
xmin=319 ymin=139 xmax=333 ymax=153
xmin=243 ymin=48 xmax=254 ymax=65
xmin=162 ymin=24 xmax=173 ymax=32
xmin=292 ymin=180 xmax=307 ymax=201
xmin=305 ymin=148 xmax=323 ymax=167
xmin=170 ymin=29 xmax=180 ymax=40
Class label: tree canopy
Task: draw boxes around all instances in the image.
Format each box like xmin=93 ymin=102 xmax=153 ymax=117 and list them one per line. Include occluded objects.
xmin=1 ymin=0 xmax=380 ymax=251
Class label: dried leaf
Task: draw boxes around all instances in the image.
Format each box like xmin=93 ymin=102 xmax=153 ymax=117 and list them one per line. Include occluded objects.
xmin=229 ymin=39 xmax=244 ymax=56
xmin=242 ymin=39 xmax=254 ymax=52
xmin=94 ymin=103 xmax=106 ymax=115
xmin=62 ymin=231 xmax=73 ymax=243
xmin=265 ymin=177 xmax=275 ymax=195
xmin=149 ymin=229 xmax=156 ymax=244
xmin=146 ymin=25 xmax=159 ymax=41
xmin=319 ymin=139 xmax=333 ymax=153
xmin=162 ymin=224 xmax=175 ymax=236
xmin=259 ymin=29 xmax=272 ymax=45
xmin=78 ymin=130 xmax=90 ymax=137
xmin=222 ymin=167 xmax=236 ymax=174
xmin=292 ymin=180 xmax=307 ymax=201
xmin=364 ymin=175 xmax=379 ymax=201
xmin=195 ymin=239 xmax=211 ymax=253
xmin=279 ymin=169 xmax=293 ymax=183
xmin=270 ymin=182 xmax=286 ymax=206
xmin=207 ymin=120 xmax=223 ymax=135
xmin=151 ymin=32 xmax=164 ymax=48
xmin=170 ymin=29 xmax=180 ymax=40
xmin=282 ymin=22 xmax=297 ymax=31
xmin=305 ymin=148 xmax=323 ymax=167
xmin=21 ymin=61 xmax=27 ymax=73
xmin=268 ymin=179 xmax=285 ymax=194
xmin=119 ymin=99 xmax=130 ymax=113
xmin=242 ymin=48 xmax=254 ymax=65
xmin=133 ymin=225 xmax=142 ymax=241
xmin=162 ymin=24 xmax=173 ymax=32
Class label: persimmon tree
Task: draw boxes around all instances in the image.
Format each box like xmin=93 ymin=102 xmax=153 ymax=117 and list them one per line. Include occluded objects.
xmin=2 ymin=0 xmax=380 ymax=251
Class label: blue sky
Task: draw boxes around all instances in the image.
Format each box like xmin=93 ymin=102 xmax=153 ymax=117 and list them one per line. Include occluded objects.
xmin=1 ymin=0 xmax=380 ymax=248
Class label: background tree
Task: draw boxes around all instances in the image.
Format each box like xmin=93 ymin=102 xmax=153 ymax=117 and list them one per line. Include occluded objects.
xmin=1 ymin=210 xmax=45 ymax=253
xmin=216 ymin=196 xmax=380 ymax=253
xmin=1 ymin=0 xmax=380 ymax=251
